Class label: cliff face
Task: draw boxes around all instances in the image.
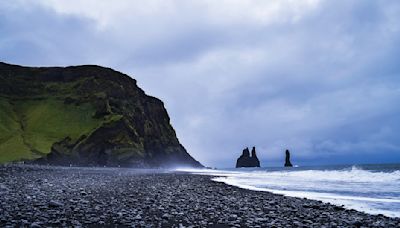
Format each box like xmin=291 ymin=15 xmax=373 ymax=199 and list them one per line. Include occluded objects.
xmin=236 ymin=147 xmax=260 ymax=168
xmin=0 ymin=62 xmax=202 ymax=167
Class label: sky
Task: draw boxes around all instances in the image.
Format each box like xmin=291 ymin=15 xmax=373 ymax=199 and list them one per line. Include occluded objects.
xmin=1 ymin=0 xmax=400 ymax=167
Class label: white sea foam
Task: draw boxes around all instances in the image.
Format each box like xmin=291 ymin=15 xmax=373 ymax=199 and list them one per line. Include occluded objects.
xmin=178 ymin=166 xmax=400 ymax=218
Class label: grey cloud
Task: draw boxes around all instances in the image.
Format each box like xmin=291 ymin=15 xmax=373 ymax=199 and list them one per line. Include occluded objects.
xmin=1 ymin=0 xmax=400 ymax=167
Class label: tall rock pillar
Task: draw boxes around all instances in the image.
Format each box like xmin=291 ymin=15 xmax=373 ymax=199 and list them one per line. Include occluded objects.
xmin=284 ymin=149 xmax=293 ymax=167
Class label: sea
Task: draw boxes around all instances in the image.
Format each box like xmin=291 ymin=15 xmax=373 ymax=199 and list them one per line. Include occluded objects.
xmin=178 ymin=163 xmax=400 ymax=218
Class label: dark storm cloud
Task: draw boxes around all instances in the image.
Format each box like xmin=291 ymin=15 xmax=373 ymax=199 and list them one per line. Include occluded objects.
xmin=1 ymin=0 xmax=400 ymax=167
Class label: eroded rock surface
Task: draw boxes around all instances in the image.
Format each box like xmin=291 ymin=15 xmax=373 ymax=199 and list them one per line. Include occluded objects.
xmin=236 ymin=147 xmax=260 ymax=168
xmin=284 ymin=149 xmax=293 ymax=167
xmin=0 ymin=62 xmax=201 ymax=167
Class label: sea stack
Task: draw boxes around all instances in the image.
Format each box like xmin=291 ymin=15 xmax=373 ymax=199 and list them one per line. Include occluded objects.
xmin=236 ymin=147 xmax=260 ymax=168
xmin=284 ymin=149 xmax=293 ymax=167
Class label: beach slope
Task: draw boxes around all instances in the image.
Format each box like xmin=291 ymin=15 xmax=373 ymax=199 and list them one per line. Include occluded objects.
xmin=0 ymin=165 xmax=399 ymax=227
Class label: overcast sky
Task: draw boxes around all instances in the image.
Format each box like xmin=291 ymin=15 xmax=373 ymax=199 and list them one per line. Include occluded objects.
xmin=1 ymin=0 xmax=400 ymax=167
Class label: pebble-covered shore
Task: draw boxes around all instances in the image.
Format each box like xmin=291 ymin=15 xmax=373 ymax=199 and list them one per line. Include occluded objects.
xmin=0 ymin=165 xmax=399 ymax=227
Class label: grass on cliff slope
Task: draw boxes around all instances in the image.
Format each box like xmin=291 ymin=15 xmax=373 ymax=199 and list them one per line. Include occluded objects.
xmin=0 ymin=97 xmax=114 ymax=163
xmin=0 ymin=98 xmax=34 ymax=163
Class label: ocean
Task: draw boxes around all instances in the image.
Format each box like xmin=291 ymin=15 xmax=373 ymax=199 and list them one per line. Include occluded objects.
xmin=179 ymin=163 xmax=400 ymax=218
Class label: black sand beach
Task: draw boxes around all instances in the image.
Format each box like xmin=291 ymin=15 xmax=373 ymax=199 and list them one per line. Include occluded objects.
xmin=0 ymin=165 xmax=399 ymax=227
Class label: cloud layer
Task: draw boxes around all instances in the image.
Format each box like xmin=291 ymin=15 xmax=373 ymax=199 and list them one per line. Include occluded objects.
xmin=1 ymin=0 xmax=400 ymax=167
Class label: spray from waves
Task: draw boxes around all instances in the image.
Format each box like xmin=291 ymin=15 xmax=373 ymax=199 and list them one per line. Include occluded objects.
xmin=244 ymin=166 xmax=400 ymax=183
xmin=178 ymin=166 xmax=400 ymax=218
xmin=179 ymin=166 xmax=400 ymax=183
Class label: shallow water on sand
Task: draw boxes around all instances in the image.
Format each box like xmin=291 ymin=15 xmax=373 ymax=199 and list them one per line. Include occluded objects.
xmin=180 ymin=164 xmax=400 ymax=218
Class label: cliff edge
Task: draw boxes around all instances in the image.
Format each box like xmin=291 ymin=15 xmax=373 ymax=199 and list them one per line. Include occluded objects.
xmin=0 ymin=62 xmax=202 ymax=168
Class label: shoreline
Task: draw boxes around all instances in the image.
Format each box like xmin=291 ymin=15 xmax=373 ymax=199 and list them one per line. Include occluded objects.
xmin=1 ymin=165 xmax=399 ymax=227
xmin=183 ymin=165 xmax=400 ymax=219
xmin=211 ymin=176 xmax=400 ymax=219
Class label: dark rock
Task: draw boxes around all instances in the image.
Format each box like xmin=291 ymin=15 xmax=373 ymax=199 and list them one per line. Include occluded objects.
xmin=229 ymin=214 xmax=238 ymax=221
xmin=30 ymin=222 xmax=43 ymax=228
xmin=0 ymin=62 xmax=202 ymax=168
xmin=162 ymin=213 xmax=170 ymax=220
xmin=333 ymin=205 xmax=345 ymax=211
xmin=2 ymin=164 xmax=400 ymax=227
xmin=236 ymin=147 xmax=260 ymax=168
xmin=48 ymin=200 xmax=64 ymax=208
xmin=352 ymin=220 xmax=363 ymax=227
xmin=0 ymin=184 xmax=9 ymax=192
xmin=284 ymin=149 xmax=293 ymax=167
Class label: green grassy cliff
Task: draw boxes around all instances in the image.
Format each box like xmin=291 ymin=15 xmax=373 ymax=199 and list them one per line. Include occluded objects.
xmin=0 ymin=62 xmax=202 ymax=167
xmin=0 ymin=97 xmax=106 ymax=163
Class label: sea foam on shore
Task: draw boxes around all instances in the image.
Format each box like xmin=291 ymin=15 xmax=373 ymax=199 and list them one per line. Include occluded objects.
xmin=180 ymin=164 xmax=400 ymax=218
xmin=1 ymin=165 xmax=400 ymax=227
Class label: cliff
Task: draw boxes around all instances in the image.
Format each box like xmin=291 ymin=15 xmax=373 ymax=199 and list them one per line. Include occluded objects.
xmin=236 ymin=147 xmax=260 ymax=168
xmin=0 ymin=62 xmax=202 ymax=167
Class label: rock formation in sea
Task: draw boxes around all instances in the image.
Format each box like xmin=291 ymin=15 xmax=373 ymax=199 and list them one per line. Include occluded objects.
xmin=236 ymin=147 xmax=260 ymax=168
xmin=284 ymin=149 xmax=293 ymax=167
xmin=0 ymin=62 xmax=202 ymax=168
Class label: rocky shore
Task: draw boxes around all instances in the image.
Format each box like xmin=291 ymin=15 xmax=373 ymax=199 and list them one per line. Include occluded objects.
xmin=0 ymin=165 xmax=399 ymax=227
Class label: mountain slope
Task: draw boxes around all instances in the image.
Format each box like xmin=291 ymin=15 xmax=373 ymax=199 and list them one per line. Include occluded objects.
xmin=0 ymin=62 xmax=202 ymax=167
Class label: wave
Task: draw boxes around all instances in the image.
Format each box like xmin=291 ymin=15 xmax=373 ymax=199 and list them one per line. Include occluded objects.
xmin=178 ymin=166 xmax=400 ymax=218
xmin=179 ymin=167 xmax=400 ymax=183
xmin=212 ymin=176 xmax=400 ymax=218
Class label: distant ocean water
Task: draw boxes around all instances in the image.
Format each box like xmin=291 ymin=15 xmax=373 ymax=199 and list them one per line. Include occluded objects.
xmin=179 ymin=164 xmax=400 ymax=218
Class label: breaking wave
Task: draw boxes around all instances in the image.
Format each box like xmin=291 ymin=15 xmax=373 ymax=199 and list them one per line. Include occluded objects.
xmin=179 ymin=165 xmax=400 ymax=218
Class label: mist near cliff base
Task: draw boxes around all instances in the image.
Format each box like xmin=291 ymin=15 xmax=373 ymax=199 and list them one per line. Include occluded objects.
xmin=1 ymin=1 xmax=400 ymax=167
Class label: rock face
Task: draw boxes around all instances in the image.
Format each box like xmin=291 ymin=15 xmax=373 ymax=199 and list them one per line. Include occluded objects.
xmin=284 ymin=149 xmax=293 ymax=167
xmin=236 ymin=147 xmax=260 ymax=168
xmin=0 ymin=62 xmax=202 ymax=168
